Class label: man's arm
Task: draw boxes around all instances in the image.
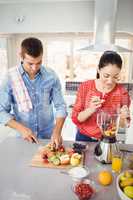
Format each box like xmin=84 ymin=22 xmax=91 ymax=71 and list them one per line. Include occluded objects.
xmin=0 ymin=75 xmax=38 ymax=143
xmin=6 ymin=119 xmax=38 ymax=143
xmin=51 ymin=73 xmax=67 ymax=148
xmin=51 ymin=117 xmax=65 ymax=148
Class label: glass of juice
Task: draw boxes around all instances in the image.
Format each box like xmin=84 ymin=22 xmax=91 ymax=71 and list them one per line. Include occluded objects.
xmin=112 ymin=152 xmax=123 ymax=173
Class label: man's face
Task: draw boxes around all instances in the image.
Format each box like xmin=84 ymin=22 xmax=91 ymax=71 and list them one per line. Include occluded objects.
xmin=22 ymin=53 xmax=43 ymax=79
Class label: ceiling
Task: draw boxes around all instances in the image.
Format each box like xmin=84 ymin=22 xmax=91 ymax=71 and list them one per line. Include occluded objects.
xmin=0 ymin=0 xmax=93 ymax=4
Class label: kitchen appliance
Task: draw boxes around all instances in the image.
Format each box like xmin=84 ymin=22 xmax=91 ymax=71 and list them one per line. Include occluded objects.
xmin=79 ymin=0 xmax=131 ymax=52
xmin=94 ymin=112 xmax=120 ymax=164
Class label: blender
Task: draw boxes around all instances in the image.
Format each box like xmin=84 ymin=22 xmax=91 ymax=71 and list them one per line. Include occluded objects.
xmin=94 ymin=111 xmax=120 ymax=164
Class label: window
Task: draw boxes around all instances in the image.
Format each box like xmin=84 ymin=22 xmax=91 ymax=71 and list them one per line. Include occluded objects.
xmin=46 ymin=40 xmax=71 ymax=89
xmin=11 ymin=33 xmax=133 ymax=89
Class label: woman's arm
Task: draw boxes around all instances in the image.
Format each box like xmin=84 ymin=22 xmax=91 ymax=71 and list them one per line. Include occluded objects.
xmin=72 ymin=82 xmax=104 ymax=124
xmin=77 ymin=96 xmax=104 ymax=122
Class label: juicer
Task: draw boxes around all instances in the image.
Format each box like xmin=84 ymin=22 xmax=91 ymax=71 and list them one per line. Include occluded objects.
xmin=94 ymin=112 xmax=120 ymax=164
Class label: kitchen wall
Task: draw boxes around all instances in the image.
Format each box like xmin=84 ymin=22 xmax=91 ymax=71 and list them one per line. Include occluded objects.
xmin=0 ymin=1 xmax=93 ymax=33
xmin=0 ymin=0 xmax=133 ymax=33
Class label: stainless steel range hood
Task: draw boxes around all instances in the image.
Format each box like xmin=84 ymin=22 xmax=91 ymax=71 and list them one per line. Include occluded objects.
xmin=80 ymin=0 xmax=131 ymax=52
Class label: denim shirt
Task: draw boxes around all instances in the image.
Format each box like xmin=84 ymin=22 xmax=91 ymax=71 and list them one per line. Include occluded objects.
xmin=0 ymin=64 xmax=67 ymax=138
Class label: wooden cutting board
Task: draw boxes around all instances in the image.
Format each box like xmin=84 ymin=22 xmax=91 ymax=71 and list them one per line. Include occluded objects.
xmin=30 ymin=146 xmax=84 ymax=169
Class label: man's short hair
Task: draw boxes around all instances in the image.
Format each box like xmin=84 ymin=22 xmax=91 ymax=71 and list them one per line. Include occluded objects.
xmin=21 ymin=37 xmax=43 ymax=58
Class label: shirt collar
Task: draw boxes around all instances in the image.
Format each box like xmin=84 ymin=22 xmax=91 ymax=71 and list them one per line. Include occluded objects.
xmin=18 ymin=63 xmax=44 ymax=77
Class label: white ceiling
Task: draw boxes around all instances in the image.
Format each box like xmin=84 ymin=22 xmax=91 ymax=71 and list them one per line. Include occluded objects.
xmin=0 ymin=0 xmax=93 ymax=4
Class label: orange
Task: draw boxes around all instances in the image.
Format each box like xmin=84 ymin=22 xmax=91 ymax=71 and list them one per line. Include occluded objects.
xmin=98 ymin=170 xmax=113 ymax=186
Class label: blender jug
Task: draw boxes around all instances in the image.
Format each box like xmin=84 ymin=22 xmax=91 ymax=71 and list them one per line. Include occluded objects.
xmin=94 ymin=111 xmax=120 ymax=164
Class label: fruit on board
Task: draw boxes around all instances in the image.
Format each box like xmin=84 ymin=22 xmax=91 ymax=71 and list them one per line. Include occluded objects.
xmin=66 ymin=148 xmax=75 ymax=157
xmin=40 ymin=143 xmax=82 ymax=166
xmin=98 ymin=170 xmax=113 ymax=186
xmin=72 ymin=143 xmax=86 ymax=154
xmin=52 ymin=157 xmax=61 ymax=166
xmin=58 ymin=145 xmax=65 ymax=152
xmin=60 ymin=154 xmax=70 ymax=165
xmin=123 ymin=186 xmax=133 ymax=199
xmin=70 ymin=153 xmax=82 ymax=166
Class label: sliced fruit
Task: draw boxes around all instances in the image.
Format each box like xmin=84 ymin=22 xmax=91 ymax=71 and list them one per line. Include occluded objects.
xmin=58 ymin=145 xmax=65 ymax=152
xmin=52 ymin=157 xmax=61 ymax=166
xmin=48 ymin=155 xmax=57 ymax=163
xmin=60 ymin=154 xmax=70 ymax=165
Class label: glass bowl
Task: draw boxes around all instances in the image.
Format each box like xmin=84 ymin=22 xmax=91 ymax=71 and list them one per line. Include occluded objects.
xmin=116 ymin=170 xmax=133 ymax=200
xmin=68 ymin=166 xmax=90 ymax=181
xmin=72 ymin=179 xmax=96 ymax=200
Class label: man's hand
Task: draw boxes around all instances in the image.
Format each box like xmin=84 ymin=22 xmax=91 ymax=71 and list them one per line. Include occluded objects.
xmin=20 ymin=126 xmax=39 ymax=143
xmin=51 ymin=130 xmax=62 ymax=149
xmin=6 ymin=119 xmax=39 ymax=144
xmin=50 ymin=117 xmax=65 ymax=149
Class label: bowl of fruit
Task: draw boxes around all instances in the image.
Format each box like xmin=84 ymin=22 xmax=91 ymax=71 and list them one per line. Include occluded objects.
xmin=116 ymin=170 xmax=133 ymax=200
xmin=72 ymin=179 xmax=95 ymax=200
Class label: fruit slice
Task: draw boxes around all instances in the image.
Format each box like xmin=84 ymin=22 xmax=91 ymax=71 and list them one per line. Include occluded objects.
xmin=60 ymin=154 xmax=70 ymax=165
xmin=52 ymin=157 xmax=61 ymax=166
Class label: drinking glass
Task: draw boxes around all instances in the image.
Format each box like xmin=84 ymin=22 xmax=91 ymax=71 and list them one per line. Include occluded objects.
xmin=112 ymin=151 xmax=123 ymax=173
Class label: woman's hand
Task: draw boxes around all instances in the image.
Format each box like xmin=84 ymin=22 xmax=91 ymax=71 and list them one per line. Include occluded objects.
xmin=119 ymin=105 xmax=130 ymax=128
xmin=120 ymin=105 xmax=130 ymax=119
xmin=78 ymin=96 xmax=105 ymax=122
xmin=90 ymin=96 xmax=105 ymax=111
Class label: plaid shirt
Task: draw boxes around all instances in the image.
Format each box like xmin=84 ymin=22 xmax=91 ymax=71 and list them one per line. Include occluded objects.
xmin=72 ymin=80 xmax=131 ymax=139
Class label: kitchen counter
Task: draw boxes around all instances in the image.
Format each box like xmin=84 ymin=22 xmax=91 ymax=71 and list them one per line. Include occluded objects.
xmin=0 ymin=137 xmax=126 ymax=200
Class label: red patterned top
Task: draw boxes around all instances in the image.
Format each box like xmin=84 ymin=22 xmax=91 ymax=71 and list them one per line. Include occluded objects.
xmin=72 ymin=80 xmax=131 ymax=139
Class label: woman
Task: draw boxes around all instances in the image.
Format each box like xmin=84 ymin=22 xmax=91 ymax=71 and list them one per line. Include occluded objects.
xmin=72 ymin=51 xmax=131 ymax=141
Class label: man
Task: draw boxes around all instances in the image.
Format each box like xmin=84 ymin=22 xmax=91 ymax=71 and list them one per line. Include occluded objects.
xmin=0 ymin=37 xmax=67 ymax=148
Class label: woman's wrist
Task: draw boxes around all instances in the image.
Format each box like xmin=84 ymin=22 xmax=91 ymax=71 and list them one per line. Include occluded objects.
xmin=78 ymin=107 xmax=96 ymax=122
xmin=86 ymin=107 xmax=96 ymax=115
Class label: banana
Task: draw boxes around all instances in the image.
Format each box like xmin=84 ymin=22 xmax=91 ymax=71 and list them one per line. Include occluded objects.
xmin=120 ymin=178 xmax=133 ymax=188
xmin=124 ymin=171 xmax=133 ymax=178
xmin=120 ymin=175 xmax=127 ymax=181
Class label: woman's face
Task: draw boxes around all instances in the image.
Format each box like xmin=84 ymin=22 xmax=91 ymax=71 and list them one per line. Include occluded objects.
xmin=99 ymin=64 xmax=121 ymax=89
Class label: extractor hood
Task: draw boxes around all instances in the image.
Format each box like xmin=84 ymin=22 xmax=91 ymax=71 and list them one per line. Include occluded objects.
xmin=80 ymin=0 xmax=132 ymax=52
